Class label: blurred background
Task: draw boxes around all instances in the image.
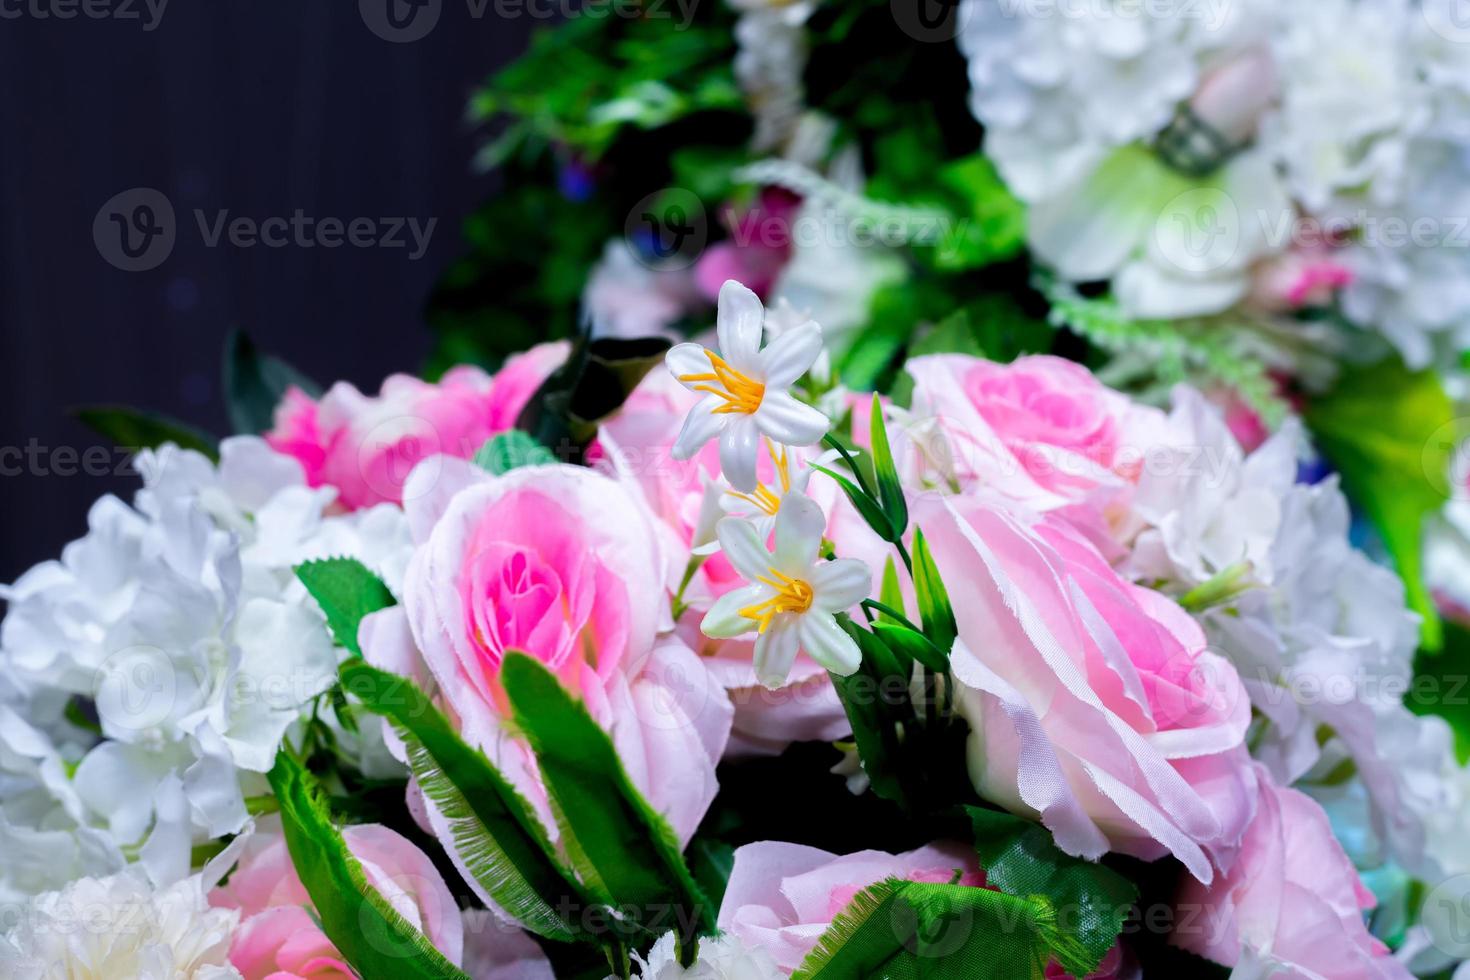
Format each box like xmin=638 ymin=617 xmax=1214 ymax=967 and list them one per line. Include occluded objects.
xmin=0 ymin=2 xmax=537 ymax=580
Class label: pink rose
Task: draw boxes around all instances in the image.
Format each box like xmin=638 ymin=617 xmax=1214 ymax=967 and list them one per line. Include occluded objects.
xmin=361 ymin=459 xmax=732 ymax=874
xmin=1174 ymin=768 xmax=1408 ymax=979
xmin=266 ymin=343 xmax=567 ymax=510
xmin=717 ymin=841 xmax=1121 ymax=978
xmin=211 ymin=822 xmax=463 ymax=979
xmin=916 ymin=492 xmax=1257 ymax=883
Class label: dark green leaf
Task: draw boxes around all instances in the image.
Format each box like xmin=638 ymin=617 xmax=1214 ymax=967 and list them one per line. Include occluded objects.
xmin=73 ymin=405 xmax=219 ymax=461
xmin=1412 ymin=621 xmax=1470 ymax=764
xmin=473 ymin=430 xmax=559 ymax=474
xmin=868 ymin=395 xmax=909 ymax=538
xmin=912 ymin=528 xmax=957 ymax=656
xmin=830 ymin=619 xmax=909 ymax=806
xmin=812 ymin=464 xmax=895 ymax=542
xmin=517 ymin=336 xmax=671 ymax=460
xmin=295 ymin=558 xmax=396 ymax=658
xmin=224 ymin=329 xmax=321 ymax=435
xmin=267 ymin=751 xmax=471 ymax=980
xmin=340 ymin=660 xmax=591 ymax=943
xmin=872 ymin=623 xmax=949 ymax=673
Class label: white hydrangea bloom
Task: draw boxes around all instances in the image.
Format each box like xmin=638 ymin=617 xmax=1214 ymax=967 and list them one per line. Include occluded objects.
xmin=0 ymin=866 xmax=243 ymax=979
xmin=631 ymin=931 xmax=785 ymax=979
xmin=0 ymin=437 xmax=412 ymax=895
xmin=726 ymin=0 xmax=815 ymax=152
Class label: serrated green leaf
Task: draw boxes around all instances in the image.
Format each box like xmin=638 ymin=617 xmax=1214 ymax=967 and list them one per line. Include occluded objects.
xmin=295 ymin=558 xmax=396 ymax=658
xmin=968 ymin=807 xmax=1136 ymax=975
xmin=473 ymin=430 xmax=558 ymax=474
xmin=868 ymin=395 xmax=909 ymax=538
xmin=500 ymin=652 xmax=713 ymax=940
xmin=812 ymin=464 xmax=895 ymax=542
xmin=872 ymin=622 xmax=948 ymax=673
xmin=340 ymin=660 xmax=591 ymax=943
xmin=267 ymin=751 xmax=471 ymax=980
xmin=224 ymin=329 xmax=321 ymax=435
xmin=912 ymin=528 xmax=957 ymax=656
xmin=73 ymin=405 xmax=219 ymax=461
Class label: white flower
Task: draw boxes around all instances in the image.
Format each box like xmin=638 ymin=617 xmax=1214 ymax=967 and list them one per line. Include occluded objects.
xmin=693 ymin=439 xmax=837 ymax=557
xmin=726 ymin=0 xmax=815 ymax=152
xmin=666 ymin=280 xmax=830 ymax=492
xmin=0 ymin=865 xmax=242 ymax=979
xmin=701 ymin=492 xmax=866 ymax=687
xmin=631 ymin=930 xmax=784 ymax=980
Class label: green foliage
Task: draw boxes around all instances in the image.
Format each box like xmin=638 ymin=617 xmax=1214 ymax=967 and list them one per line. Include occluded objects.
xmin=871 ymin=622 xmax=948 ymax=673
xmin=812 ymin=462 xmax=895 ymax=542
xmin=868 ymin=395 xmax=909 ymax=538
xmin=500 ymin=652 xmax=714 ymax=943
xmin=968 ymin=808 xmax=1137 ymax=975
xmin=340 ymin=660 xmax=591 ymax=943
xmin=294 ymin=558 xmax=397 ymax=658
xmin=1306 ymin=357 xmax=1454 ymax=650
xmin=912 ymin=528 xmax=957 ymax=657
xmin=473 ymin=430 xmax=559 ymax=474
xmin=267 ymin=751 xmax=471 ymax=980
xmin=224 ymin=329 xmax=320 ymax=435
xmin=73 ymin=405 xmax=218 ymax=461
xmin=1412 ymin=622 xmax=1470 ymax=763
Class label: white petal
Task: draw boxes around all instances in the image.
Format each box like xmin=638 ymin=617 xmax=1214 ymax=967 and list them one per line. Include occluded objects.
xmin=758 ymin=321 xmax=823 ymax=389
xmin=720 ymin=415 xmax=761 ymax=492
xmin=672 ymin=397 xmax=725 ymax=460
xmin=800 ymin=614 xmax=862 ymax=676
xmin=810 ymin=558 xmax=872 ymax=613
xmin=772 ymin=491 xmax=826 ymax=574
xmin=666 ymin=343 xmax=715 ymax=386
xmin=754 ymin=391 xmax=829 ymax=447
xmin=754 ymin=616 xmax=802 ymax=688
xmin=703 ymin=584 xmax=768 ymax=638
xmin=716 ymin=516 xmax=774 ymax=582
xmin=717 ymin=280 xmax=765 ymax=372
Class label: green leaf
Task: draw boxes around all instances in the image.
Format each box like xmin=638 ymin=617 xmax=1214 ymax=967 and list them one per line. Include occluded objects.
xmin=73 ymin=405 xmax=219 ymax=461
xmin=224 ymin=329 xmax=321 ymax=436
xmin=879 ymin=557 xmax=905 ymax=625
xmin=872 ymin=622 xmax=948 ymax=673
xmin=930 ymin=153 xmax=1027 ymax=271
xmin=500 ymin=652 xmax=714 ymax=939
xmin=830 ymin=619 xmax=909 ymax=806
xmin=517 ymin=336 xmax=671 ymax=461
xmin=294 ymin=558 xmax=396 ymax=658
xmin=791 ymin=877 xmax=1086 ymax=980
xmin=473 ymin=430 xmax=559 ymax=474
xmin=340 ymin=660 xmax=591 ymax=943
xmin=968 ymin=807 xmax=1137 ymax=975
xmin=812 ymin=464 xmax=895 ymax=542
xmin=912 ymin=528 xmax=957 ymax=656
xmin=267 ymin=751 xmax=471 ymax=980
xmin=1412 ymin=622 xmax=1470 ymax=764
xmin=1305 ymin=358 xmax=1453 ymax=650
xmin=868 ymin=395 xmax=909 ymax=538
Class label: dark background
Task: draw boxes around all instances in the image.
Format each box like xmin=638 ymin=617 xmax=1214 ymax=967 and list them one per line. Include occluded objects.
xmin=0 ymin=2 xmax=537 ymax=581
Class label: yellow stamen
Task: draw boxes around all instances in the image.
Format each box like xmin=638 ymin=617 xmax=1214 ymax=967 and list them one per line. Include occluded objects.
xmin=726 ymin=484 xmax=782 ymax=517
xmin=678 ymin=350 xmax=765 ymax=416
xmin=738 ymin=567 xmax=814 ymax=633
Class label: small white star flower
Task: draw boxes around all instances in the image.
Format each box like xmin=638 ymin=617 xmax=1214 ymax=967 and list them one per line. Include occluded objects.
xmin=666 ymin=280 xmax=830 ymax=492
xmin=702 ymin=492 xmax=867 ymax=688
xmin=692 ymin=439 xmax=838 ymax=557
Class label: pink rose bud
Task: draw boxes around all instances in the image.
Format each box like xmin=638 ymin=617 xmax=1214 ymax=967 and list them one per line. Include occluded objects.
xmin=1190 ymin=47 xmax=1279 ymax=144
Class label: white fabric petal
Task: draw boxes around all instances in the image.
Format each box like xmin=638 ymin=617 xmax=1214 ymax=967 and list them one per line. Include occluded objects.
xmin=720 ymin=415 xmax=761 ymax=492
xmin=772 ymin=492 xmax=826 ymax=575
xmin=717 ymin=517 xmax=775 ymax=583
xmin=717 ymin=280 xmax=766 ymax=372
xmin=704 ymin=585 xmax=768 ymax=639
xmin=754 ymin=616 xmax=802 ymax=688
xmin=809 ymin=559 xmax=871 ymax=614
xmin=798 ymin=614 xmax=861 ymax=676
xmin=673 ymin=397 xmax=726 ymax=461
xmin=666 ymin=343 xmax=715 ymax=386
xmin=753 ymin=391 xmax=829 ymax=447
xmin=758 ymin=321 xmax=823 ymax=389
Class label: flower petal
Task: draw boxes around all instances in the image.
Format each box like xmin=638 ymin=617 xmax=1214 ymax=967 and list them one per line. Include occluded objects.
xmin=720 ymin=415 xmax=761 ymax=492
xmin=672 ymin=397 xmax=725 ymax=460
xmin=754 ymin=391 xmax=829 ymax=447
xmin=772 ymin=491 xmax=825 ymax=575
xmin=666 ymin=343 xmax=715 ymax=387
xmin=754 ymin=616 xmax=802 ymax=688
xmin=758 ymin=321 xmax=823 ymax=389
xmin=799 ymin=614 xmax=862 ymax=676
xmin=717 ymin=280 xmax=765 ymax=372
xmin=809 ymin=558 xmax=872 ymax=614
xmin=703 ymin=584 xmax=767 ymax=638
xmin=716 ymin=516 xmax=774 ymax=583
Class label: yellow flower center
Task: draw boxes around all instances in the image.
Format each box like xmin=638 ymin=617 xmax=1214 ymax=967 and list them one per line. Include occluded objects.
xmin=724 ymin=440 xmax=792 ymax=516
xmin=679 ymin=350 xmax=765 ymax=416
xmin=738 ymin=567 xmax=815 ymax=633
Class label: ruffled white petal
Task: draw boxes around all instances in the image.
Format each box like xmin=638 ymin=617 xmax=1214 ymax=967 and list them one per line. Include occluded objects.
xmin=772 ymin=492 xmax=825 ymax=574
xmin=757 ymin=321 xmax=823 ymax=389
xmin=809 ymin=558 xmax=872 ymax=614
xmin=672 ymin=397 xmax=725 ymax=461
xmin=753 ymin=391 xmax=829 ymax=447
xmin=799 ymin=613 xmax=862 ymax=676
xmin=716 ymin=517 xmax=775 ymax=583
xmin=754 ymin=616 xmax=802 ymax=688
xmin=720 ymin=415 xmax=761 ymax=492
xmin=717 ymin=280 xmax=765 ymax=372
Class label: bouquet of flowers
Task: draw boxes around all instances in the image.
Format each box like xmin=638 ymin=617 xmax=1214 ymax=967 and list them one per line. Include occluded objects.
xmin=6 ymin=1 xmax=1470 ymax=978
